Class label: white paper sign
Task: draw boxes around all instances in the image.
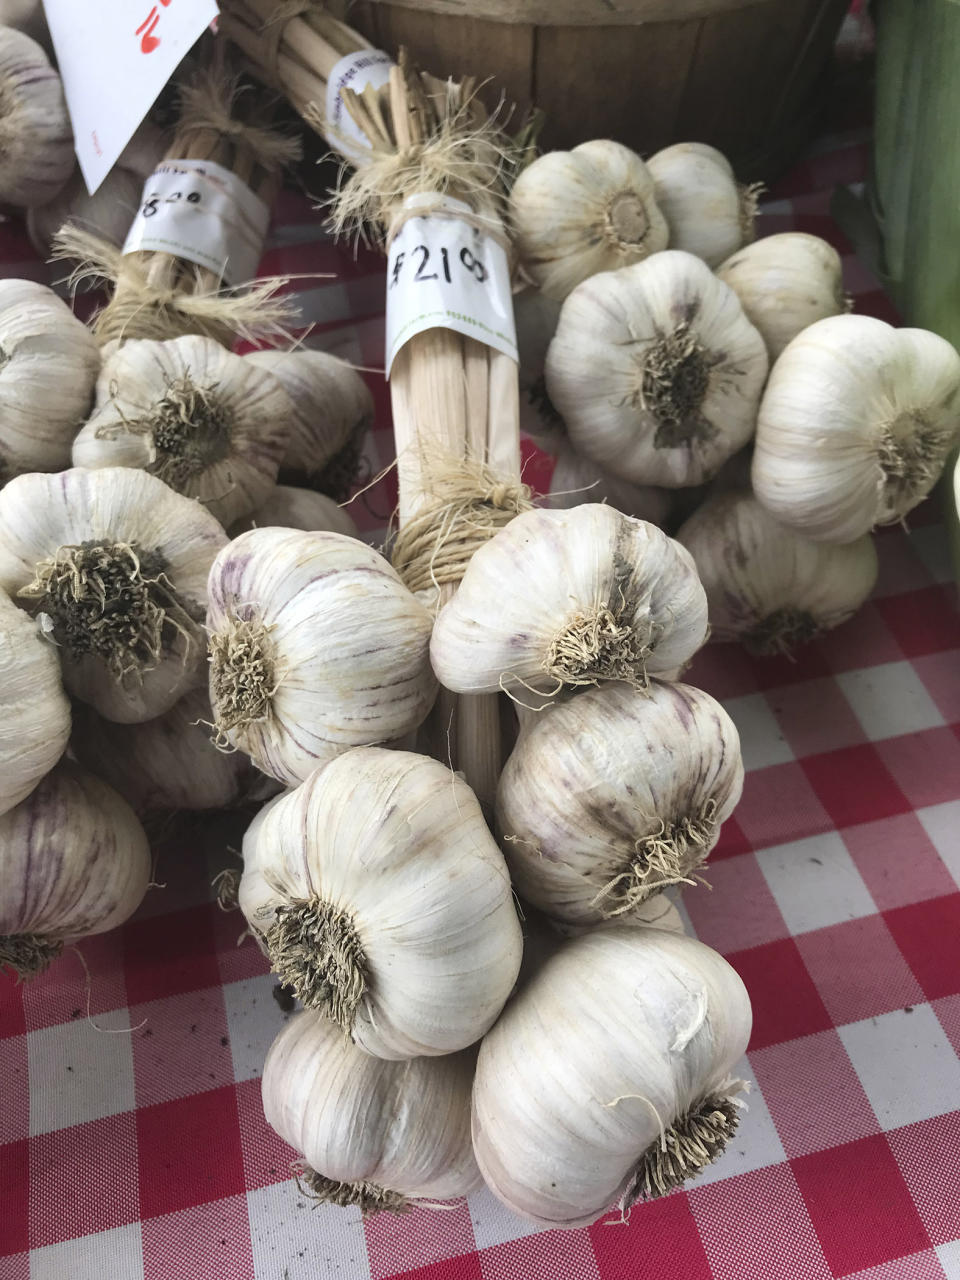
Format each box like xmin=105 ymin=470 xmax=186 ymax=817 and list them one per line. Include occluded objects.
xmin=42 ymin=0 xmax=219 ymax=195
xmin=123 ymin=158 xmax=269 ymax=286
xmin=385 ymin=195 xmax=518 ymax=377
xmin=324 ymin=48 xmax=394 ymax=165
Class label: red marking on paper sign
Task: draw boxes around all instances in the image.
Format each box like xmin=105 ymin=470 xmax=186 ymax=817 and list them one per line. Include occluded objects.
xmin=136 ymin=0 xmax=172 ymax=53
xmin=91 ymin=131 xmax=102 ymax=157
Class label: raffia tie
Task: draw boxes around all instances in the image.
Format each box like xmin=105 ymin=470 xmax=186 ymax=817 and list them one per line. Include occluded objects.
xmin=385 ymin=200 xmax=512 ymax=257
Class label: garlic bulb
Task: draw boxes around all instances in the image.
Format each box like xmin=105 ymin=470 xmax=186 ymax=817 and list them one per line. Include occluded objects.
xmin=515 ymin=287 xmax=565 ymax=449
xmin=0 ymin=585 xmax=70 ymax=816
xmin=498 ymin=681 xmax=742 ymax=926
xmin=472 ymin=926 xmax=752 ymax=1227
xmin=207 ymin=528 xmax=437 ymax=785
xmin=0 ymin=279 xmax=100 ymax=482
xmin=0 ymin=2 xmax=50 ymax=53
xmin=244 ymin=349 xmax=374 ymax=499
xmin=0 ymin=761 xmax=151 ymax=979
xmin=647 ymin=142 xmax=756 ymax=268
xmin=0 ymin=27 xmax=72 ymax=207
xmin=262 ymin=1010 xmax=480 ymax=1211
xmin=74 ymin=336 xmax=295 ymax=528
xmin=430 ymin=504 xmax=708 ymax=697
xmin=677 ymin=491 xmax=878 ymax=653
xmin=232 ymin=485 xmax=359 ymax=539
xmin=71 ymin=688 xmax=255 ymax=813
xmin=546 ymin=251 xmax=768 ymax=488
xmin=509 ymin=140 xmax=669 ymax=302
xmin=549 ymin=447 xmax=672 ymax=526
xmin=717 ymin=233 xmax=846 ymax=362
xmin=239 ymin=746 xmax=522 ymax=1058
xmin=752 ymin=315 xmax=960 ymax=542
xmin=0 ymin=467 xmax=227 ymax=723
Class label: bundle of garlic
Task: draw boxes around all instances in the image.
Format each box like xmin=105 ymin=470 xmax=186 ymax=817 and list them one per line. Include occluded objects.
xmin=472 ymin=926 xmax=752 ymax=1226
xmin=0 ymin=279 xmax=100 ymax=482
xmin=243 ymin=348 xmax=374 ymax=500
xmin=647 ymin=142 xmax=758 ymax=268
xmin=508 ymin=140 xmax=669 ymax=302
xmin=546 ymin=251 xmax=769 ymax=488
xmin=497 ymin=681 xmax=743 ymax=926
xmin=430 ymin=505 xmax=708 ymax=698
xmin=752 ymin=314 xmax=960 ymax=542
xmin=0 ymin=467 xmax=227 ymax=723
xmin=206 ymin=528 xmax=436 ymax=785
xmin=239 ymin=747 xmax=522 ymax=1058
xmin=232 ymin=485 xmax=359 ymax=539
xmin=0 ymin=761 xmax=151 ymax=978
xmin=73 ymin=335 xmax=295 ymax=527
xmin=262 ymin=1011 xmax=481 ymax=1212
xmin=716 ymin=232 xmax=847 ymax=361
xmin=678 ymin=490 xmax=879 ymax=654
xmin=0 ymin=25 xmax=72 ymax=207
xmin=0 ymin=585 xmax=70 ymax=816
xmin=548 ymin=447 xmax=672 ymax=526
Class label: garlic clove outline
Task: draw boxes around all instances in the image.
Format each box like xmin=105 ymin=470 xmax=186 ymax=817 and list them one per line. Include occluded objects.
xmin=231 ymin=484 xmax=360 ymax=540
xmin=548 ymin=445 xmax=672 ymax=526
xmin=647 ymin=141 xmax=758 ymax=268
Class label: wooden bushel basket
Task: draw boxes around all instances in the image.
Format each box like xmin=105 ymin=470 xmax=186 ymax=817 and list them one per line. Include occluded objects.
xmin=345 ymin=0 xmax=850 ymax=179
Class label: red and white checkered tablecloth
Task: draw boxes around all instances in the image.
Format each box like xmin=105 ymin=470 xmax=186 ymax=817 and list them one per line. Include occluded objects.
xmin=3 ymin=103 xmax=960 ymax=1280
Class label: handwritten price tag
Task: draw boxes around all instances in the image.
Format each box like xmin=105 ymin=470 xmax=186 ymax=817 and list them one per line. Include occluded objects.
xmin=42 ymin=0 xmax=218 ymax=194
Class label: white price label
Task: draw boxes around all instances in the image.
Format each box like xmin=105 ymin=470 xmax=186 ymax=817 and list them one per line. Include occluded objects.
xmin=42 ymin=0 xmax=218 ymax=195
xmin=385 ymin=195 xmax=518 ymax=377
xmin=324 ymin=49 xmax=394 ymax=165
xmin=123 ymin=159 xmax=270 ymax=286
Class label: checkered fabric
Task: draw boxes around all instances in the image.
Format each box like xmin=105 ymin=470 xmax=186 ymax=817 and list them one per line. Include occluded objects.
xmin=3 ymin=108 xmax=960 ymax=1280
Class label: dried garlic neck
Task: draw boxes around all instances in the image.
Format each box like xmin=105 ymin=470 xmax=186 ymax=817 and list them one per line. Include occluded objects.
xmin=640 ymin=323 xmax=715 ymax=450
xmin=116 ymin=375 xmax=232 ymax=491
xmin=265 ymin=897 xmax=367 ymax=1029
xmin=546 ymin=605 xmax=653 ymax=689
xmin=209 ymin=615 xmax=278 ymax=734
xmin=594 ymin=800 xmax=718 ymax=916
xmin=877 ymin=411 xmax=951 ymax=515
xmin=624 ymin=1092 xmax=741 ymax=1205
xmin=296 ymin=1166 xmax=408 ymax=1216
xmin=314 ymin=414 xmax=369 ymax=503
xmin=737 ymin=181 xmax=763 ymax=243
xmin=526 ymin=373 xmax=565 ymax=431
xmin=604 ymin=191 xmax=650 ymax=250
xmin=745 ymin=607 xmax=819 ymax=657
xmin=0 ymin=932 xmax=63 ymax=979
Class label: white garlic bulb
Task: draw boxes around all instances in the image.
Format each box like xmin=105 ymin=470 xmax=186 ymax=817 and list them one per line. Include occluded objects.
xmin=647 ymin=142 xmax=756 ymax=267
xmin=430 ymin=504 xmax=708 ymax=697
xmin=716 ymin=232 xmax=846 ymax=361
xmin=509 ymin=140 xmax=669 ymax=302
xmin=752 ymin=315 xmax=960 ymax=542
xmin=0 ymin=26 xmax=72 ymax=207
xmin=0 ymin=279 xmax=100 ymax=482
xmin=74 ymin=336 xmax=295 ymax=528
xmin=262 ymin=1010 xmax=481 ymax=1211
xmin=472 ymin=926 xmax=752 ymax=1227
xmin=206 ymin=528 xmax=437 ymax=785
xmin=515 ymin=287 xmax=565 ymax=449
xmin=677 ymin=490 xmax=878 ymax=653
xmin=232 ymin=485 xmax=359 ymax=540
xmin=71 ymin=688 xmax=255 ymax=813
xmin=498 ymin=681 xmax=742 ymax=926
xmin=244 ymin=348 xmax=374 ymax=498
xmin=549 ymin=446 xmax=672 ymax=526
xmin=0 ymin=761 xmax=151 ymax=979
xmin=0 ymin=585 xmax=70 ymax=816
xmin=0 ymin=467 xmax=228 ymax=723
xmin=546 ymin=251 xmax=768 ymax=488
xmin=239 ymin=746 xmax=522 ymax=1059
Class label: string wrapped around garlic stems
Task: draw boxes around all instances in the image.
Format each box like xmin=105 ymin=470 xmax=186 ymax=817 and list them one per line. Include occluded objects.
xmin=262 ymin=1010 xmax=481 ymax=1214
xmin=0 ymin=761 xmax=151 ymax=979
xmin=498 ymin=680 xmax=743 ymax=926
xmin=231 ymin=485 xmax=359 ymax=539
xmin=471 ymin=926 xmax=752 ymax=1227
xmin=239 ymin=747 xmax=522 ymax=1059
xmin=0 ymin=25 xmax=72 ymax=207
xmin=647 ymin=141 xmax=759 ymax=268
xmin=677 ymin=490 xmax=879 ymax=654
xmin=0 ymin=467 xmax=227 ymax=724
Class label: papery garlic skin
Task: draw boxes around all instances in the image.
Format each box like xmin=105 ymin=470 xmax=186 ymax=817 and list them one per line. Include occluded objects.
xmin=262 ymin=1011 xmax=481 ymax=1211
xmin=717 ymin=232 xmax=846 ymax=361
xmin=546 ymin=251 xmax=769 ymax=488
xmin=232 ymin=485 xmax=359 ymax=540
xmin=0 ymin=279 xmax=100 ymax=481
xmin=752 ymin=315 xmax=960 ymax=542
xmin=74 ymin=336 xmax=294 ymax=528
xmin=0 ymin=467 xmax=227 ymax=723
xmin=515 ymin=287 xmax=565 ymax=449
xmin=509 ymin=140 xmax=669 ymax=302
xmin=0 ymin=585 xmax=70 ymax=816
xmin=677 ymin=490 xmax=878 ymax=652
xmin=240 ymin=747 xmax=522 ymax=1059
xmin=0 ymin=761 xmax=151 ymax=978
xmin=548 ymin=447 xmax=672 ymax=526
xmin=473 ymin=926 xmax=751 ymax=1227
xmin=206 ymin=528 xmax=437 ymax=786
xmin=430 ymin=505 xmax=708 ymax=697
xmin=647 ymin=142 xmax=755 ymax=268
xmin=0 ymin=27 xmax=72 ymax=207
xmin=497 ymin=681 xmax=743 ymax=925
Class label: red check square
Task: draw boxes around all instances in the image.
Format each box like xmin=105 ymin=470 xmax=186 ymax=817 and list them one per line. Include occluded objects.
xmin=123 ymin=903 xmax=221 ymax=1006
xmin=385 ymin=1256 xmax=483 ymax=1280
xmin=875 ymin=586 xmax=960 ymax=658
xmin=684 ymin=642 xmax=759 ymax=702
xmin=843 ymin=813 xmax=956 ymax=912
xmin=234 ymin=1076 xmax=296 ymax=1192
xmin=876 ymin=727 xmax=960 ymax=811
xmin=478 ymin=1229 xmax=600 ymax=1280
xmin=803 ymin=744 xmax=911 ymax=830
xmin=0 ymin=1139 xmax=28 ymax=1255
xmin=0 ymin=1035 xmax=27 ymax=1145
xmin=684 ymin=854 xmax=788 ymax=955
xmin=0 ymin=971 xmax=25 ymax=1040
xmin=819 ymin=602 xmax=905 ymax=674
xmin=130 ymin=987 xmax=234 ymax=1107
xmin=914 ymin=650 xmax=960 ymax=724
xmin=29 ymin=1113 xmax=139 ymax=1247
xmin=22 ymin=933 xmax=128 ymax=1034
xmin=726 ymin=939 xmax=833 ymax=1051
xmin=141 ymin=1194 xmax=255 ymax=1280
xmin=747 ymin=643 xmax=833 ymax=691
xmin=136 ymin=1085 xmax=245 ymax=1219
xmin=885 ymin=894 xmax=960 ymax=1002
xmin=795 ymin=916 xmax=923 ymax=1025
xmin=709 ymin=814 xmax=754 ymax=860
xmin=589 ymin=1192 xmax=712 ymax=1280
xmin=768 ymin=677 xmax=867 ymax=759
xmin=365 ymin=1201 xmax=475 ymax=1280
xmin=734 ymin=762 xmax=834 ymax=850
xmin=887 ymin=1111 xmax=960 ymax=1246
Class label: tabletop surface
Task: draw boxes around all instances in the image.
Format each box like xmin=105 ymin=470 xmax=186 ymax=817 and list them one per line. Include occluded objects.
xmin=2 ymin=97 xmax=960 ymax=1280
